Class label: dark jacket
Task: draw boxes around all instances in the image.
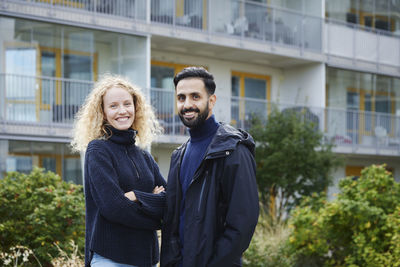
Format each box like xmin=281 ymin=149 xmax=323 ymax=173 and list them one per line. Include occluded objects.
xmin=161 ymin=123 xmax=259 ymax=267
xmin=84 ymin=127 xmax=166 ymax=267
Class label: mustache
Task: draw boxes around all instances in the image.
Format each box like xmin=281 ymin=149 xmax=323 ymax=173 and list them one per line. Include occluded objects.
xmin=180 ymin=108 xmax=200 ymax=114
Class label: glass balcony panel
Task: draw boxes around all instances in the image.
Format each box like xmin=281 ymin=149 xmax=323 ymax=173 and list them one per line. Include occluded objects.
xmin=243 ymin=1 xmax=269 ymax=40
xmin=303 ymin=15 xmax=322 ymax=51
xmin=274 ymin=9 xmax=302 ymax=47
xmin=150 ymin=88 xmax=186 ymax=135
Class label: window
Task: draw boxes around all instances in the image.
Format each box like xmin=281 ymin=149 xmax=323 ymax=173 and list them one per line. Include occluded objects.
xmin=346 ymin=165 xmax=394 ymax=178
xmin=1 ymin=17 xmax=148 ymax=124
xmin=346 ymin=88 xmax=395 ymax=139
xmin=326 ymin=67 xmax=400 ymax=146
xmin=326 ymin=0 xmax=400 ymax=33
xmin=38 ymin=47 xmax=97 ymax=122
xmin=4 ymin=44 xmax=97 ymax=123
xmin=5 ymin=44 xmax=39 ymax=122
xmin=345 ymin=165 xmax=364 ymax=179
xmin=231 ymin=71 xmax=271 ymax=127
xmin=0 ymin=140 xmax=82 ymax=184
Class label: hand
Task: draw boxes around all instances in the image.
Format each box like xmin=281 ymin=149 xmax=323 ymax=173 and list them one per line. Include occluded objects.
xmin=124 ymin=191 xmax=137 ymax=202
xmin=152 ymin=186 xmax=165 ymax=194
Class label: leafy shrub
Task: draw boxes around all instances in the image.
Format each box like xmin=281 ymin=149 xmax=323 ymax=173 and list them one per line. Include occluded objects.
xmin=243 ymin=207 xmax=294 ymax=267
xmin=288 ymin=165 xmax=400 ymax=267
xmin=0 ymin=168 xmax=85 ymax=266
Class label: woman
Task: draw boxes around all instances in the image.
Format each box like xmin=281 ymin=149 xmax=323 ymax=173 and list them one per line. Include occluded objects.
xmin=71 ymin=74 xmax=166 ymax=267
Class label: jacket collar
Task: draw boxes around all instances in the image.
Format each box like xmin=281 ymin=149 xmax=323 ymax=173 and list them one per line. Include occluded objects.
xmin=176 ymin=123 xmax=255 ymax=159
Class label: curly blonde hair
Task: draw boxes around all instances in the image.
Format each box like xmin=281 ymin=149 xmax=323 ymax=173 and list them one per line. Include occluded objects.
xmin=71 ymin=74 xmax=161 ymax=152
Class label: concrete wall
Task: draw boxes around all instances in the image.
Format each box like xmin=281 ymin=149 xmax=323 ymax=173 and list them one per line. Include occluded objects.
xmin=278 ymin=62 xmax=325 ymax=107
xmin=151 ymin=145 xmax=179 ymax=179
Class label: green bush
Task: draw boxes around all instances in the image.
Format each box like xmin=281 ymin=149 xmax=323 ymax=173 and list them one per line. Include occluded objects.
xmin=0 ymin=168 xmax=85 ymax=266
xmin=287 ymin=165 xmax=400 ymax=267
xmin=250 ymin=107 xmax=341 ymax=221
xmin=243 ymin=207 xmax=294 ymax=267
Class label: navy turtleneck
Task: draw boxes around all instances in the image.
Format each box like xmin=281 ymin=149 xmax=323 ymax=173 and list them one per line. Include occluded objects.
xmin=105 ymin=125 xmax=137 ymax=146
xmin=179 ymin=114 xmax=219 ymax=250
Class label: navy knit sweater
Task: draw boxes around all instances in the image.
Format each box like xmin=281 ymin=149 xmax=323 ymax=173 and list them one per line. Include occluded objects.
xmin=179 ymin=115 xmax=219 ymax=248
xmin=84 ymin=126 xmax=166 ymax=267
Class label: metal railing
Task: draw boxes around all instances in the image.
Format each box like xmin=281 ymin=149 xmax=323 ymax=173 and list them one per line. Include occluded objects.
xmin=230 ymin=97 xmax=400 ymax=153
xmin=325 ymin=17 xmax=400 ymax=69
xmin=14 ymin=0 xmax=323 ymax=53
xmin=21 ymin=0 xmax=147 ymax=20
xmin=218 ymin=0 xmax=322 ymax=52
xmin=150 ymin=0 xmax=322 ymax=52
xmin=150 ymin=87 xmax=187 ymax=136
xmin=1 ymin=74 xmax=399 ymax=153
xmin=0 ymin=73 xmax=92 ymax=125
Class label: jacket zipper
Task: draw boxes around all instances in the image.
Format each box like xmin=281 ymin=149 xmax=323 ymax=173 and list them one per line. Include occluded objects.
xmin=197 ymin=171 xmax=208 ymax=212
xmin=125 ymin=148 xmax=140 ymax=179
xmin=187 ymin=150 xmax=230 ymax=188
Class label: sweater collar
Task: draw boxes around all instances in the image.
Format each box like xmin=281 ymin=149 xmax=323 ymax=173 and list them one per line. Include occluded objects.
xmin=188 ymin=114 xmax=219 ymax=142
xmin=105 ymin=125 xmax=137 ymax=145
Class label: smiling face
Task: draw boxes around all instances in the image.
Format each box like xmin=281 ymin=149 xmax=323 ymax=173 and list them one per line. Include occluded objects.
xmin=103 ymin=86 xmax=135 ymax=131
xmin=176 ymin=78 xmax=216 ymax=128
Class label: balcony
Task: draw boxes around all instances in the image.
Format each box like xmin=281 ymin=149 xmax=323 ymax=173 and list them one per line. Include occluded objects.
xmin=229 ymin=97 xmax=400 ymax=156
xmin=0 ymin=73 xmax=91 ymax=141
xmin=151 ymin=0 xmax=322 ymax=53
xmin=1 ymin=74 xmax=399 ymax=156
xmin=1 ymin=0 xmax=323 ymax=63
xmin=325 ymin=18 xmax=400 ymax=77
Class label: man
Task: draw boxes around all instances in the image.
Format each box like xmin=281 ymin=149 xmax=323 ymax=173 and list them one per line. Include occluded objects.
xmin=161 ymin=67 xmax=259 ymax=267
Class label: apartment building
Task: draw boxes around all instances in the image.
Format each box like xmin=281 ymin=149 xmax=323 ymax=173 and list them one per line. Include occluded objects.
xmin=0 ymin=0 xmax=399 ymax=193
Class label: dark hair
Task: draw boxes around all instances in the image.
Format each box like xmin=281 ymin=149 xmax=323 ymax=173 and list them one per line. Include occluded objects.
xmin=173 ymin=66 xmax=216 ymax=95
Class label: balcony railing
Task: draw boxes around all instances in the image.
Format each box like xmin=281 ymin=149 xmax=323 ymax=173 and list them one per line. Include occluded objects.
xmin=0 ymin=73 xmax=92 ymax=125
xmin=13 ymin=0 xmax=323 ymax=53
xmin=230 ymin=97 xmax=400 ymax=154
xmin=325 ymin=17 xmax=400 ymax=70
xmin=20 ymin=0 xmax=147 ymax=20
xmin=1 ymin=74 xmax=399 ymax=154
xmin=150 ymin=87 xmax=187 ymax=136
xmin=208 ymin=0 xmax=322 ymax=52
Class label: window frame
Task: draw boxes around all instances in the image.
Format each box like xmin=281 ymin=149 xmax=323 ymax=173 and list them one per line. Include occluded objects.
xmin=231 ymin=70 xmax=271 ymax=123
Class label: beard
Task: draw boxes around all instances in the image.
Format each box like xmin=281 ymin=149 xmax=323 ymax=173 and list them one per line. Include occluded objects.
xmin=178 ymin=102 xmax=209 ymax=129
